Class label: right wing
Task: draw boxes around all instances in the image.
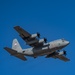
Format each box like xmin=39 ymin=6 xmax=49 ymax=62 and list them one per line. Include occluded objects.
xmin=46 ymin=52 xmax=70 ymax=62
xmin=4 ymin=47 xmax=27 ymax=61
xmin=14 ymin=26 xmax=44 ymax=47
xmin=54 ymin=55 xmax=70 ymax=62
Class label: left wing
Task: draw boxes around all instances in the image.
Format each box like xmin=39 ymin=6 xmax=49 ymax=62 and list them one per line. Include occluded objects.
xmin=14 ymin=26 xmax=46 ymax=47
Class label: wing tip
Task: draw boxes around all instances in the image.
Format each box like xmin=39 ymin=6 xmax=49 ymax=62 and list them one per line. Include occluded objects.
xmin=14 ymin=26 xmax=20 ymax=29
xmin=65 ymin=59 xmax=70 ymax=62
xmin=4 ymin=47 xmax=8 ymax=50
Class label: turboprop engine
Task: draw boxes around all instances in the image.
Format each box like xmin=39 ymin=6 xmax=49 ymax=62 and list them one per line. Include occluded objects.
xmin=58 ymin=51 xmax=67 ymax=56
xmin=30 ymin=33 xmax=40 ymax=38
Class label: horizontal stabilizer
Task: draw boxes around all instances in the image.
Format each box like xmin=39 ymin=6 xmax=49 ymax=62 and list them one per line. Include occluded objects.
xmin=4 ymin=47 xmax=27 ymax=61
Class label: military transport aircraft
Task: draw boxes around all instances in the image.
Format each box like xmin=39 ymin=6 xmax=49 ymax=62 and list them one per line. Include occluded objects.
xmin=4 ymin=26 xmax=70 ymax=62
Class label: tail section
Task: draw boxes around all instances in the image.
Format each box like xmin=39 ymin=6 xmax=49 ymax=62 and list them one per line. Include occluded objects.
xmin=12 ymin=39 xmax=22 ymax=52
xmin=4 ymin=39 xmax=27 ymax=61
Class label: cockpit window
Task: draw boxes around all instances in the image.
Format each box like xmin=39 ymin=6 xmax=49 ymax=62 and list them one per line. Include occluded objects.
xmin=62 ymin=39 xmax=65 ymax=42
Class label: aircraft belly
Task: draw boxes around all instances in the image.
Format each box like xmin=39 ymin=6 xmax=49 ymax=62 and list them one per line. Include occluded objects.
xmin=33 ymin=46 xmax=65 ymax=57
xmin=33 ymin=46 xmax=52 ymax=56
xmin=23 ymin=45 xmax=66 ymax=57
xmin=24 ymin=49 xmax=34 ymax=56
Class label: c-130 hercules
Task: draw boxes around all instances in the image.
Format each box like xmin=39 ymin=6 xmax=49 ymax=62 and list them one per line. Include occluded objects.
xmin=4 ymin=26 xmax=70 ymax=62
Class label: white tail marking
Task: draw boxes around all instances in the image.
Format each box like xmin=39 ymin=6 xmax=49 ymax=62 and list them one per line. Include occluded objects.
xmin=12 ymin=39 xmax=22 ymax=52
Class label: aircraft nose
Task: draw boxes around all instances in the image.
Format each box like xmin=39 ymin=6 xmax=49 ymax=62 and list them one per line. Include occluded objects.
xmin=65 ymin=41 xmax=70 ymax=45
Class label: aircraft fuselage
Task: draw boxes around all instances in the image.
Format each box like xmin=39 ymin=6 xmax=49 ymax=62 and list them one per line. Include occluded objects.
xmin=23 ymin=39 xmax=69 ymax=57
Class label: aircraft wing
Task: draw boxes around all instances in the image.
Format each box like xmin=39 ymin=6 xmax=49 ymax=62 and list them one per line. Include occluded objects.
xmin=46 ymin=52 xmax=70 ymax=62
xmin=14 ymin=26 xmax=44 ymax=47
xmin=4 ymin=47 xmax=27 ymax=61
xmin=54 ymin=55 xmax=70 ymax=62
xmin=14 ymin=26 xmax=31 ymax=38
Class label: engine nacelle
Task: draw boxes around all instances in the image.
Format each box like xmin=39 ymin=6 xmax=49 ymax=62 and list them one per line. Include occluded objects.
xmin=39 ymin=38 xmax=47 ymax=43
xmin=58 ymin=51 xmax=66 ymax=56
xmin=31 ymin=33 xmax=40 ymax=38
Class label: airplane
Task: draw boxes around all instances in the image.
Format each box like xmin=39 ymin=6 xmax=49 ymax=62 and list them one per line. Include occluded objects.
xmin=4 ymin=26 xmax=70 ymax=62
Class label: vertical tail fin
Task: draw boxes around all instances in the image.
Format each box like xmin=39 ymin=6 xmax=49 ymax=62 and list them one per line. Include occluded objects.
xmin=12 ymin=39 xmax=22 ymax=52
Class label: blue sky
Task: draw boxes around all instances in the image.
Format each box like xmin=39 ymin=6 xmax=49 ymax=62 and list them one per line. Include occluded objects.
xmin=0 ymin=0 xmax=75 ymax=75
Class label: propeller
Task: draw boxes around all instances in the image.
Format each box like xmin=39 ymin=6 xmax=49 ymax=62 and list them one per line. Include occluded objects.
xmin=63 ymin=50 xmax=67 ymax=56
xmin=44 ymin=38 xmax=47 ymax=43
xmin=37 ymin=32 xmax=40 ymax=38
